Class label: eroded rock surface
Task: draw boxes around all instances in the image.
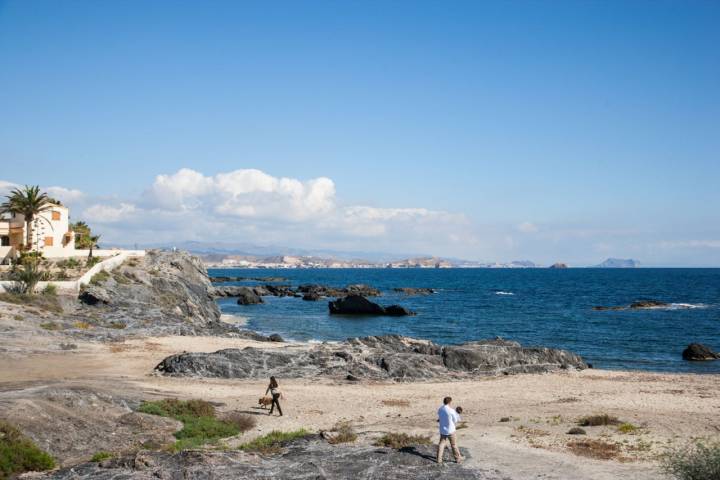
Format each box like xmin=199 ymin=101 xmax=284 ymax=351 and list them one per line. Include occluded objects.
xmin=45 ymin=437 xmax=494 ymax=480
xmin=155 ymin=335 xmax=587 ymax=381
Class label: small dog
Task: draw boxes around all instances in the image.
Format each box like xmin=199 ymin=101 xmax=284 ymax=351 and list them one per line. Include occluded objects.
xmin=258 ymin=396 xmax=273 ymax=409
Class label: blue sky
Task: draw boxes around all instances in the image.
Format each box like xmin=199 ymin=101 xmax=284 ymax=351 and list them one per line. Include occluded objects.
xmin=1 ymin=0 xmax=719 ymax=265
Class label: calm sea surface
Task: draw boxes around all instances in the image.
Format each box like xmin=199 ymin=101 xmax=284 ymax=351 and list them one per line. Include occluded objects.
xmin=210 ymin=268 xmax=720 ymax=373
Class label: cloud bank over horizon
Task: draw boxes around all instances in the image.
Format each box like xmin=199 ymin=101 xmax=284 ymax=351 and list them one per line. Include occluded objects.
xmin=2 ymin=172 xmax=720 ymax=266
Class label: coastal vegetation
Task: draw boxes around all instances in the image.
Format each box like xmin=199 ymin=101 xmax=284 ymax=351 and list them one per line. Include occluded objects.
xmin=327 ymin=421 xmax=357 ymax=444
xmin=90 ymin=451 xmax=113 ymax=462
xmin=239 ymin=429 xmax=311 ymax=455
xmin=374 ymin=432 xmax=432 ymax=449
xmin=663 ymin=441 xmax=720 ymax=480
xmin=0 ymin=420 xmax=55 ymax=479
xmin=137 ymin=399 xmax=244 ymax=451
xmin=578 ymin=414 xmax=621 ymax=427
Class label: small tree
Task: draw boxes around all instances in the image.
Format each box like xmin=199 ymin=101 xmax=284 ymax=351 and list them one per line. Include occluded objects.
xmin=88 ymin=234 xmax=101 ymax=258
xmin=13 ymin=257 xmax=43 ymax=294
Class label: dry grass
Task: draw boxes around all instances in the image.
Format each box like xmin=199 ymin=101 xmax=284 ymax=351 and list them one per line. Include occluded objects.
xmin=374 ymin=432 xmax=432 ymax=449
xmin=221 ymin=412 xmax=257 ymax=433
xmin=567 ymin=439 xmax=623 ymax=460
xmin=381 ymin=399 xmax=410 ymax=408
xmin=327 ymin=420 xmax=357 ymax=444
xmin=578 ymin=414 xmax=621 ymax=427
xmin=74 ymin=321 xmax=93 ymax=330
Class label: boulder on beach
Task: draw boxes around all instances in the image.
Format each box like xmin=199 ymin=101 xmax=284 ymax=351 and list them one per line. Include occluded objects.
xmin=682 ymin=343 xmax=719 ymax=361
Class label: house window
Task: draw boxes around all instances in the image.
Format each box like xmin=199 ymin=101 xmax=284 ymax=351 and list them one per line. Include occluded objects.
xmin=52 ymin=211 xmax=61 ymax=221
xmin=0 ymin=236 xmax=9 ymax=247
xmin=44 ymin=236 xmax=54 ymax=247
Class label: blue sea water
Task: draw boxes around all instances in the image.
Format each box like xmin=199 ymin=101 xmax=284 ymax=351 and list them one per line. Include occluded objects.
xmin=211 ymin=268 xmax=720 ymax=374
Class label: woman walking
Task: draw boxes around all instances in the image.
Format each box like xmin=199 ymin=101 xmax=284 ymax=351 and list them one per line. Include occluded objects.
xmin=265 ymin=376 xmax=283 ymax=416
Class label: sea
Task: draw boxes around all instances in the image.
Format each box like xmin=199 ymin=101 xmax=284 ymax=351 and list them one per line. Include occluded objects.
xmin=210 ymin=268 xmax=720 ymax=374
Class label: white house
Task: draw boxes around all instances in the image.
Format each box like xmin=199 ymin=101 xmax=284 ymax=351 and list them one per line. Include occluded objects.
xmin=0 ymin=203 xmax=76 ymax=264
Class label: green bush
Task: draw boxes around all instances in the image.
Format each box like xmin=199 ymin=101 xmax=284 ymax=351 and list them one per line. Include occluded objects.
xmin=89 ymin=270 xmax=110 ymax=285
xmin=663 ymin=441 xmax=720 ymax=480
xmin=327 ymin=421 xmax=357 ymax=444
xmin=0 ymin=420 xmax=55 ymax=478
xmin=617 ymin=423 xmax=639 ymax=434
xmin=374 ymin=432 xmax=432 ymax=449
xmin=239 ymin=429 xmax=311 ymax=455
xmin=42 ymin=284 xmax=57 ymax=296
xmin=12 ymin=262 xmax=43 ymax=294
xmin=86 ymin=257 xmax=101 ymax=268
xmin=90 ymin=451 xmax=113 ymax=462
xmin=137 ymin=399 xmax=238 ymax=451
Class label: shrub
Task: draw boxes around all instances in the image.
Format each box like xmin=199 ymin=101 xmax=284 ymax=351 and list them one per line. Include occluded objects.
xmin=59 ymin=343 xmax=78 ymax=350
xmin=107 ymin=321 xmax=127 ymax=329
xmin=12 ymin=262 xmax=43 ymax=294
xmin=221 ymin=412 xmax=257 ymax=433
xmin=86 ymin=257 xmax=101 ymax=268
xmin=374 ymin=432 xmax=432 ymax=449
xmin=567 ymin=427 xmax=587 ymax=435
xmin=73 ymin=321 xmax=92 ymax=330
xmin=0 ymin=420 xmax=55 ymax=478
xmin=327 ymin=421 xmax=357 ymax=445
xmin=90 ymin=270 xmax=110 ymax=285
xmin=663 ymin=441 xmax=720 ymax=480
xmin=90 ymin=451 xmax=113 ymax=462
xmin=617 ymin=423 xmax=639 ymax=434
xmin=239 ymin=429 xmax=311 ymax=455
xmin=0 ymin=293 xmax=62 ymax=315
xmin=137 ymin=399 xmax=238 ymax=451
xmin=578 ymin=414 xmax=621 ymax=427
xmin=42 ymin=284 xmax=57 ymax=296
xmin=40 ymin=322 xmax=61 ymax=331
xmin=381 ymin=399 xmax=410 ymax=407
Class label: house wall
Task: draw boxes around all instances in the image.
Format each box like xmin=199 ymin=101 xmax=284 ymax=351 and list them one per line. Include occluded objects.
xmin=2 ymin=205 xmax=76 ymax=258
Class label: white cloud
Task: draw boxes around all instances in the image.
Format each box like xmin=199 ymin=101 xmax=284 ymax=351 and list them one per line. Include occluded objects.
xmin=517 ymin=221 xmax=539 ymax=233
xmin=46 ymin=186 xmax=85 ymax=203
xmin=83 ymin=202 xmax=137 ymax=223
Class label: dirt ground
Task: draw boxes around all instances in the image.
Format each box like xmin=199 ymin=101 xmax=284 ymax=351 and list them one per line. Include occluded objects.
xmin=2 ymin=326 xmax=718 ymax=480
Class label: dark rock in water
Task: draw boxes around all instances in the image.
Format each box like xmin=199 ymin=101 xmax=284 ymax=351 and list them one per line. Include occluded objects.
xmin=211 ymin=286 xmax=253 ymax=297
xmin=345 ymin=284 xmax=381 ymax=297
xmin=549 ymin=263 xmax=568 ymax=269
xmin=302 ymin=292 xmax=321 ymax=301
xmin=384 ymin=304 xmax=415 ymax=316
xmin=298 ymin=283 xmax=381 ymax=298
xmin=594 ymin=299 xmax=671 ymax=311
xmin=236 ymin=287 xmax=264 ymax=305
xmin=211 ymin=276 xmax=287 ymax=283
xmin=46 ymin=437 xmax=488 ymax=480
xmin=260 ymin=284 xmax=295 ymax=297
xmin=329 ymin=295 xmax=387 ymax=315
xmin=629 ymin=300 xmax=669 ymax=309
xmin=682 ymin=343 xmax=719 ymax=361
xmin=155 ymin=334 xmax=587 ymax=381
xmin=268 ymin=333 xmax=284 ymax=342
xmin=78 ymin=286 xmax=111 ymax=305
xmin=393 ymin=287 xmax=435 ymax=295
xmin=329 ymin=295 xmax=414 ymax=316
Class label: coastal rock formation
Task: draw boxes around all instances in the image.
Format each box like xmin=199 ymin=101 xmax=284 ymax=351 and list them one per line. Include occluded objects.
xmin=235 ymin=287 xmax=264 ymax=305
xmin=682 ymin=343 xmax=719 ymax=361
xmin=549 ymin=263 xmax=568 ymax=269
xmin=328 ymin=295 xmax=414 ymax=316
xmin=46 ymin=437 xmax=487 ymax=480
xmin=298 ymin=284 xmax=381 ymax=298
xmin=155 ymin=334 xmax=588 ymax=381
xmin=210 ymin=276 xmax=287 ymax=283
xmin=393 ymin=287 xmax=435 ymax=295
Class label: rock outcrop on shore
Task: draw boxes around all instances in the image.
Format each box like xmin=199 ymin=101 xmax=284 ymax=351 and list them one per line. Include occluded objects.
xmin=155 ymin=335 xmax=588 ymax=381
xmin=212 ymin=283 xmax=382 ymax=300
xmin=682 ymin=343 xmax=719 ymax=361
xmin=45 ymin=437 xmax=488 ymax=480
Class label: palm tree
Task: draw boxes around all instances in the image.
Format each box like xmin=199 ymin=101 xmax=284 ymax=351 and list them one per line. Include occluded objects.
xmin=88 ymin=234 xmax=101 ymax=258
xmin=0 ymin=185 xmax=52 ymax=251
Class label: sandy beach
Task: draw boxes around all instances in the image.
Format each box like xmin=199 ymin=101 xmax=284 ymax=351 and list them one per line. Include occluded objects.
xmin=2 ymin=329 xmax=718 ymax=480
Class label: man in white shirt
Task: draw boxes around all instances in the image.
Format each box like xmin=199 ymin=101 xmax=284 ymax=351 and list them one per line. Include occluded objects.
xmin=437 ymin=396 xmax=463 ymax=464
